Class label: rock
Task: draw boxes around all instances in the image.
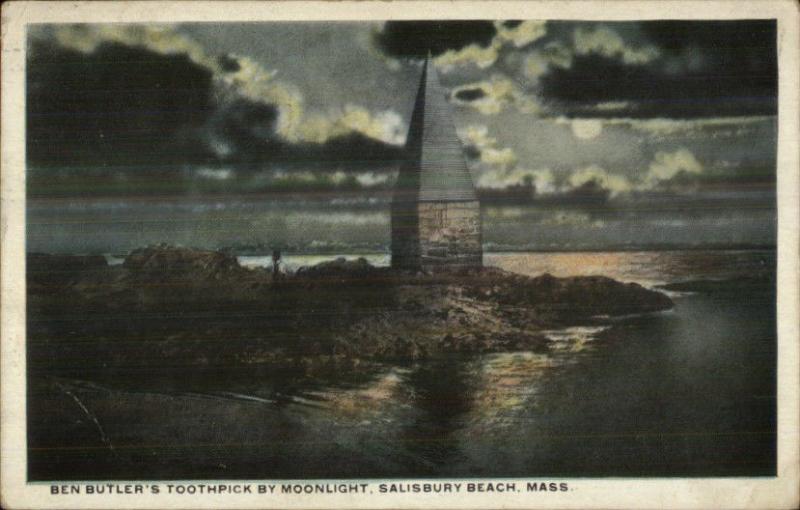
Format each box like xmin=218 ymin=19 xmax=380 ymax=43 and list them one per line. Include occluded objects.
xmin=295 ymin=256 xmax=383 ymax=281
xmin=466 ymin=270 xmax=673 ymax=319
xmin=123 ymin=245 xmax=243 ymax=280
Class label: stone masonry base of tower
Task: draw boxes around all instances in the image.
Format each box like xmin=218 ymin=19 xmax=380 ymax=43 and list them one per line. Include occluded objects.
xmin=392 ymin=200 xmax=482 ymax=271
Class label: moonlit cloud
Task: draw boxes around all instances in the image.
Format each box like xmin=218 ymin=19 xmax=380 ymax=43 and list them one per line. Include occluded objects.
xmin=458 ymin=125 xmax=517 ymax=169
xmin=558 ymin=149 xmax=704 ymax=195
xmin=52 ymin=24 xmax=216 ymax=69
xmin=433 ymin=20 xmax=547 ymax=72
xmin=481 ymin=147 xmax=518 ymax=170
xmin=355 ymin=172 xmax=391 ymax=187
xmin=644 ymin=148 xmax=703 ymax=187
xmin=196 ymin=168 xmax=234 ymax=180
xmin=520 ymin=42 xmax=574 ymax=88
xmin=459 ymin=125 xmax=556 ymax=191
xmin=458 ymin=125 xmax=495 ymax=151
xmin=299 ymin=106 xmax=405 ymax=145
xmin=568 ymin=165 xmax=633 ymax=196
xmin=476 ymin=166 xmax=554 ymax=190
xmin=540 ymin=210 xmax=603 ymax=227
xmin=494 ymin=21 xmax=548 ymax=48
xmin=572 ymin=25 xmax=660 ymax=65
xmin=460 ymin=123 xmax=708 ymax=197
xmin=569 ymin=119 xmax=604 ymax=139
xmin=435 ymin=43 xmax=500 ymax=71
xmin=552 ymin=116 xmax=607 ymax=140
xmin=451 ymin=76 xmax=538 ymax=115
xmin=525 ymin=168 xmax=557 ymax=194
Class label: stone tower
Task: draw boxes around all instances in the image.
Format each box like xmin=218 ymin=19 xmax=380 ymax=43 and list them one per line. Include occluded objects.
xmin=391 ymin=56 xmax=482 ymax=271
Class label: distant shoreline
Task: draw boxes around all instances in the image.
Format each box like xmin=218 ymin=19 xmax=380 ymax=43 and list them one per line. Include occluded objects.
xmin=183 ymin=244 xmax=779 ymax=257
xmin=482 ymin=244 xmax=777 ymax=254
xmin=26 ymin=244 xmax=777 ymax=259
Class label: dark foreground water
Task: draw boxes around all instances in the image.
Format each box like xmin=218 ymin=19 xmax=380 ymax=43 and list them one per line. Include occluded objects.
xmin=28 ymin=250 xmax=776 ymax=479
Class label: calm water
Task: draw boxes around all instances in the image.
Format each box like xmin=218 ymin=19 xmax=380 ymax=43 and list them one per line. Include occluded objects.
xmin=31 ymin=250 xmax=776 ymax=479
xmin=236 ymin=249 xmax=774 ymax=288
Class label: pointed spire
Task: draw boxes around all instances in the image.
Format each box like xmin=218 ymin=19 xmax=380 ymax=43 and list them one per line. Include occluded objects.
xmin=395 ymin=54 xmax=477 ymax=202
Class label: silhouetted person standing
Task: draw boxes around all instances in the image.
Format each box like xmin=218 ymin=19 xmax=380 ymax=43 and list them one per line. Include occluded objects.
xmin=272 ymin=249 xmax=281 ymax=280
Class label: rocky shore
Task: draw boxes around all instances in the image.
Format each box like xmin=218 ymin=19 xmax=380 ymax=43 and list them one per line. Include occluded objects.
xmin=27 ymin=246 xmax=673 ymax=371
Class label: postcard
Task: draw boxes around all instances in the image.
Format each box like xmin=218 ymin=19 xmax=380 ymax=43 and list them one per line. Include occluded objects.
xmin=1 ymin=1 xmax=798 ymax=508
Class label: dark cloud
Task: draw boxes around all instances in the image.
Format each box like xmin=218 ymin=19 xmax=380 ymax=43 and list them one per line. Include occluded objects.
xmin=640 ymin=20 xmax=776 ymax=60
xmin=375 ymin=21 xmax=496 ymax=59
xmin=217 ymin=54 xmax=241 ymax=73
xmin=212 ymin=98 xmax=281 ymax=150
xmin=540 ymin=20 xmax=777 ymax=118
xmin=26 ymin=36 xmax=404 ymax=196
xmin=561 ymin=180 xmax=611 ymax=205
xmin=213 ymin=128 xmax=404 ymax=173
xmin=477 ymin=179 xmax=613 ymax=208
xmin=453 ymin=88 xmax=486 ymax=101
xmin=294 ymin=133 xmax=405 ymax=170
xmin=27 ymin=38 xmax=218 ymax=171
xmin=463 ymin=145 xmax=481 ymax=160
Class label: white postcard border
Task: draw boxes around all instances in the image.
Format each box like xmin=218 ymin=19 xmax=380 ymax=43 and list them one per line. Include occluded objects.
xmin=2 ymin=1 xmax=798 ymax=509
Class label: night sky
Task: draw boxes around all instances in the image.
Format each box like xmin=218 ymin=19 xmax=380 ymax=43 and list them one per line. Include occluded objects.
xmin=25 ymin=21 xmax=778 ymax=252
